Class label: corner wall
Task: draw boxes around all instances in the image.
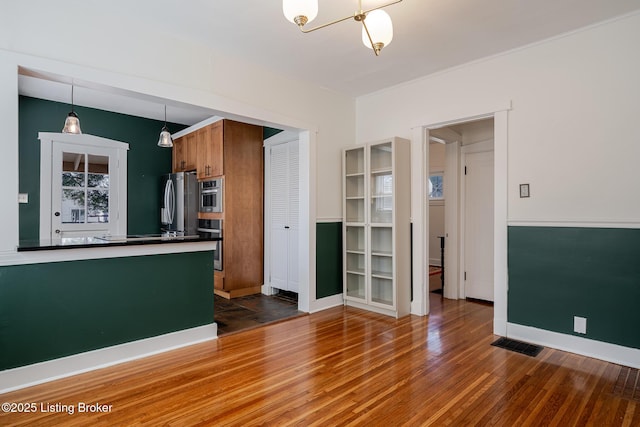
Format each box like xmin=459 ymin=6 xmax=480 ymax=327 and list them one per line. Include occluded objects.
xmin=355 ymin=12 xmax=640 ymax=358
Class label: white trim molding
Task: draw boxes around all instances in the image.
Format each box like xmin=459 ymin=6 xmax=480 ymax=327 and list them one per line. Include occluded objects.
xmin=508 ymin=219 xmax=640 ymax=229
xmin=507 ymin=323 xmax=640 ymax=369
xmin=310 ymin=294 xmax=344 ymax=313
xmin=316 ymin=217 xmax=343 ymax=223
xmin=0 ymin=241 xmax=217 ymax=267
xmin=0 ymin=323 xmax=218 ymax=394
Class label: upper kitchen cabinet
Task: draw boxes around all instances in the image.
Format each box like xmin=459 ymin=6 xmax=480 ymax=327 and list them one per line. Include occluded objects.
xmin=197 ymin=121 xmax=222 ymax=179
xmin=172 ymin=132 xmax=197 ymax=172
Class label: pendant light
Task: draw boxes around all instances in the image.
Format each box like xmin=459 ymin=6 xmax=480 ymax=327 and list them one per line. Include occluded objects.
xmin=283 ymin=0 xmax=401 ymax=56
xmin=62 ymin=85 xmax=82 ymax=134
xmin=157 ymin=105 xmax=173 ymax=148
xmin=361 ymin=9 xmax=393 ymax=55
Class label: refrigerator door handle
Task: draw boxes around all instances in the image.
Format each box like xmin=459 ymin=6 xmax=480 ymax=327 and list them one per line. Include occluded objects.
xmin=161 ymin=180 xmax=169 ymax=224
xmin=167 ymin=178 xmax=175 ymax=225
xmin=161 ymin=178 xmax=175 ymax=225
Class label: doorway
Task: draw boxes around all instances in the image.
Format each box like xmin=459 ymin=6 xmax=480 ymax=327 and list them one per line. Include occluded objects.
xmin=426 ymin=117 xmax=496 ymax=304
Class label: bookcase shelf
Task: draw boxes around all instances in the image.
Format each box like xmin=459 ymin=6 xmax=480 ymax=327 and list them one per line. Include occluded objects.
xmin=342 ymin=138 xmax=411 ymax=318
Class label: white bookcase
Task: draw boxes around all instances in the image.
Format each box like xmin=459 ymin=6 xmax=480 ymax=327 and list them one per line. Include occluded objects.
xmin=342 ymin=137 xmax=411 ymax=318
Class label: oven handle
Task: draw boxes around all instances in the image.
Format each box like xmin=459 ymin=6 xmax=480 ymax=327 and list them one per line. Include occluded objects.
xmin=198 ymin=228 xmax=222 ymax=234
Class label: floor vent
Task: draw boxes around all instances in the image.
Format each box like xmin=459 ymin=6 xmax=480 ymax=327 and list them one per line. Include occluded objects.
xmin=491 ymin=337 xmax=543 ymax=357
xmin=612 ymin=367 xmax=640 ymax=401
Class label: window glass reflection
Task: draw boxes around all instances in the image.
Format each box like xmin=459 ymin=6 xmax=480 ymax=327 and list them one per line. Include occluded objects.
xmin=60 ymin=152 xmax=110 ymax=224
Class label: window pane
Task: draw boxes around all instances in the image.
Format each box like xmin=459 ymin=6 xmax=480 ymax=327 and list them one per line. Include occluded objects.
xmin=88 ymin=173 xmax=109 ymax=188
xmin=62 ymin=189 xmax=85 ymax=223
xmin=429 ymin=174 xmax=443 ymax=199
xmin=88 ymin=154 xmax=109 ymax=189
xmin=62 ymin=171 xmax=84 ymax=187
xmin=87 ymin=189 xmax=109 ymax=223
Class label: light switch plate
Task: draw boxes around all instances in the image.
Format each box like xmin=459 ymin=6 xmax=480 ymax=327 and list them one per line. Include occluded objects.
xmin=574 ymin=316 xmax=587 ymax=334
xmin=18 ymin=193 xmax=28 ymax=204
xmin=519 ymin=183 xmax=530 ymax=198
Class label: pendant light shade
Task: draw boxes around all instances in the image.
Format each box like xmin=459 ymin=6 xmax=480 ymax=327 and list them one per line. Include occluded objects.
xmin=62 ymin=112 xmax=82 ymax=134
xmin=362 ymin=9 xmax=393 ymax=54
xmin=62 ymin=85 xmax=82 ymax=134
xmin=282 ymin=0 xmax=402 ymax=56
xmin=283 ymin=0 xmax=318 ymax=26
xmin=157 ymin=126 xmax=173 ymax=148
xmin=157 ymin=105 xmax=173 ymax=148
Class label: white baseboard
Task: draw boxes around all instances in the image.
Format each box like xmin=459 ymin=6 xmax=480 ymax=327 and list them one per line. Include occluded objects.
xmin=429 ymin=258 xmax=441 ymax=267
xmin=0 ymin=323 xmax=218 ymax=394
xmin=310 ymin=294 xmax=344 ymax=313
xmin=261 ymin=284 xmax=277 ymax=295
xmin=507 ymin=323 xmax=640 ymax=369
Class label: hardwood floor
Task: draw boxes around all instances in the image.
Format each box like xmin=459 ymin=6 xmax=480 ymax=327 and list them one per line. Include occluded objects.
xmin=1 ymin=294 xmax=637 ymax=426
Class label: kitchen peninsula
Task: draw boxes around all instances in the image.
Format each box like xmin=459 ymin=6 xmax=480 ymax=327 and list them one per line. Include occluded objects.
xmin=17 ymin=233 xmax=220 ymax=251
xmin=0 ymin=236 xmax=219 ymax=393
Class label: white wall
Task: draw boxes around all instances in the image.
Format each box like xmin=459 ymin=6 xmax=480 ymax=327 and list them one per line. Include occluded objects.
xmin=356 ymin=12 xmax=640 ymax=225
xmin=0 ymin=3 xmax=354 ymax=255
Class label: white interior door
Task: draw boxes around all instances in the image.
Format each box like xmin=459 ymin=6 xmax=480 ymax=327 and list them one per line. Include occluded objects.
xmin=269 ymin=140 xmax=300 ymax=292
xmin=270 ymin=143 xmax=289 ymax=290
xmin=464 ymin=150 xmax=494 ymax=301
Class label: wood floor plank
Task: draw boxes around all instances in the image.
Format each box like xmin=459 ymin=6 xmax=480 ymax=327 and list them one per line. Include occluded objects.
xmin=0 ymin=294 xmax=634 ymax=426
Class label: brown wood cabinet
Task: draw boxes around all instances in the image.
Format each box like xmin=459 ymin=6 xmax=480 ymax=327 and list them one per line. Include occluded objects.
xmin=197 ymin=121 xmax=222 ymax=179
xmin=194 ymin=119 xmax=264 ymax=298
xmin=172 ymin=132 xmax=197 ymax=172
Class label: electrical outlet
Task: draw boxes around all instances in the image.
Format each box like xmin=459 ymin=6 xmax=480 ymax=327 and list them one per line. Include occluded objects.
xmin=18 ymin=193 xmax=28 ymax=204
xmin=574 ymin=316 xmax=587 ymax=334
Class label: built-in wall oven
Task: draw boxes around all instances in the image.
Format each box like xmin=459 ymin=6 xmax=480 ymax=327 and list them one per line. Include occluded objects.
xmin=199 ymin=178 xmax=223 ymax=213
xmin=198 ymin=219 xmax=222 ymax=271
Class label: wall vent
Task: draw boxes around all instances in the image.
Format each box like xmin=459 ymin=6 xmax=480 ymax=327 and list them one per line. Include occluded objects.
xmin=491 ymin=337 xmax=543 ymax=357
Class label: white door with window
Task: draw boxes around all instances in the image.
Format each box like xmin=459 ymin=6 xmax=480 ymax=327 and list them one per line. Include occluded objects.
xmin=268 ymin=140 xmax=299 ymax=293
xmin=463 ymin=150 xmax=494 ymax=301
xmin=40 ymin=133 xmax=128 ymax=240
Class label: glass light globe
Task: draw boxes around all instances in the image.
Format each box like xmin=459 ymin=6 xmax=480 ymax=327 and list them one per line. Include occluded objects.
xmin=362 ymin=9 xmax=393 ymax=50
xmin=283 ymin=0 xmax=318 ymax=25
xmin=62 ymin=112 xmax=82 ymax=134
xmin=157 ymin=126 xmax=173 ymax=148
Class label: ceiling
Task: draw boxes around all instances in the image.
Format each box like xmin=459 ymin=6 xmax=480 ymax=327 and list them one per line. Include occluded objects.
xmin=18 ymin=0 xmax=640 ymax=126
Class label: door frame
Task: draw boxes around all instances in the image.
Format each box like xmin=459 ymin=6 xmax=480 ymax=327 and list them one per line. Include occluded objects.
xmin=410 ymin=102 xmax=509 ymax=336
xmin=39 ymin=132 xmax=129 ymax=241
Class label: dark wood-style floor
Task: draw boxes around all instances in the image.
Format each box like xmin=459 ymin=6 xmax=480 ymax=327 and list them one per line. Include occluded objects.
xmin=214 ymin=291 xmax=303 ymax=335
xmin=1 ymin=294 xmax=637 ymax=426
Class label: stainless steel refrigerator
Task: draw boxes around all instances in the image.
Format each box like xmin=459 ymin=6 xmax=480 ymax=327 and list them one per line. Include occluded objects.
xmin=161 ymin=171 xmax=198 ymax=236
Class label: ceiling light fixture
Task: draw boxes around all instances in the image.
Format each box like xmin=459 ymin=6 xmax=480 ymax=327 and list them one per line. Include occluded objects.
xmin=157 ymin=105 xmax=173 ymax=148
xmin=283 ymin=0 xmax=402 ymax=56
xmin=62 ymin=84 xmax=82 ymax=134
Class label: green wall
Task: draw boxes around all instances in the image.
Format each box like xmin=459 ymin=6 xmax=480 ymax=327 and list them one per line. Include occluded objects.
xmin=18 ymin=96 xmax=188 ymax=240
xmin=0 ymin=251 xmax=214 ymax=370
xmin=508 ymin=226 xmax=640 ymax=349
xmin=316 ymin=222 xmax=342 ymax=299
xmin=263 ymin=127 xmax=283 ymax=140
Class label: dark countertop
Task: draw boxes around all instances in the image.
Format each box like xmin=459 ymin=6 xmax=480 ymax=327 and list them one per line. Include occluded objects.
xmin=17 ymin=234 xmax=221 ymax=252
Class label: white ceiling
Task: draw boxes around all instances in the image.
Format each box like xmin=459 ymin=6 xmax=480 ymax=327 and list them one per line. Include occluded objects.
xmin=19 ymin=0 xmax=640 ymax=125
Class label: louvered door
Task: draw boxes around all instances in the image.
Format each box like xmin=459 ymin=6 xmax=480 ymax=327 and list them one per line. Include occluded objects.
xmin=269 ymin=140 xmax=299 ymax=292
